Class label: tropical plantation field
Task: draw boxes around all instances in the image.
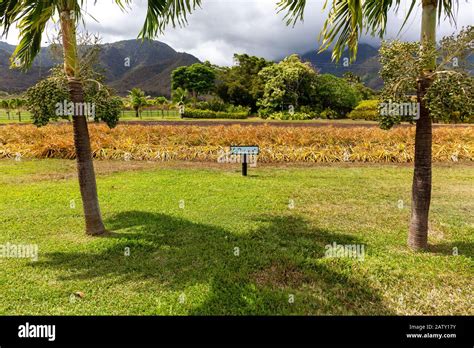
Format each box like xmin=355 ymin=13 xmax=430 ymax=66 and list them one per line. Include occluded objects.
xmin=0 ymin=123 xmax=472 ymax=315
xmin=0 ymin=18 xmax=471 ymax=320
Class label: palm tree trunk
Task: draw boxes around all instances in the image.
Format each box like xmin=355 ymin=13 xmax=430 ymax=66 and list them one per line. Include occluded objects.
xmin=60 ymin=9 xmax=106 ymax=235
xmin=408 ymin=0 xmax=437 ymax=250
xmin=409 ymin=77 xmax=432 ymax=249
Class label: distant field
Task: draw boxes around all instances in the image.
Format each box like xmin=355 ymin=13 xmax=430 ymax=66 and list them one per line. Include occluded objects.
xmin=0 ymin=109 xmax=378 ymax=124
xmin=1 ymin=109 xmax=472 ymax=127
xmin=120 ymin=109 xmax=181 ymax=121
xmin=0 ymin=110 xmax=31 ymax=123
xmin=0 ymin=109 xmax=181 ymax=124
xmin=1 ymin=123 xmax=472 ymax=163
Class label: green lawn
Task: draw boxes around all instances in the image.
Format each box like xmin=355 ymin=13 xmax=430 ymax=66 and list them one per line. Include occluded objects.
xmin=0 ymin=109 xmax=181 ymax=124
xmin=0 ymin=159 xmax=472 ymax=315
xmin=120 ymin=109 xmax=181 ymax=121
xmin=0 ymin=109 xmax=377 ymax=124
xmin=2 ymin=109 xmax=470 ymax=126
xmin=0 ymin=110 xmax=32 ymax=123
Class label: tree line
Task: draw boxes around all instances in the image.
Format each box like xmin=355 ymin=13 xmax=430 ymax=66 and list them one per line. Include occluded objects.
xmin=169 ymin=54 xmax=376 ymax=119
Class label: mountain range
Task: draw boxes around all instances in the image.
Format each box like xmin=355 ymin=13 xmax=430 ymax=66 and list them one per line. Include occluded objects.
xmin=300 ymin=43 xmax=383 ymax=89
xmin=0 ymin=39 xmax=383 ymax=96
xmin=0 ymin=40 xmax=199 ymax=96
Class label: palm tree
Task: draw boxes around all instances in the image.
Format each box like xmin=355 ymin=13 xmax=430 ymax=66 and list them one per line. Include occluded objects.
xmin=11 ymin=97 xmax=25 ymax=121
xmin=128 ymin=88 xmax=148 ymax=118
xmin=172 ymin=87 xmax=188 ymax=104
xmin=0 ymin=0 xmax=198 ymax=235
xmin=278 ymin=0 xmax=460 ymax=250
xmin=0 ymin=99 xmax=9 ymax=120
xmin=0 ymin=98 xmax=13 ymax=120
xmin=154 ymin=96 xmax=169 ymax=117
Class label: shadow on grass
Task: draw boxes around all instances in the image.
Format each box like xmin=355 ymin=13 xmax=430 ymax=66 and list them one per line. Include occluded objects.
xmin=32 ymin=211 xmax=392 ymax=315
xmin=428 ymin=241 xmax=473 ymax=259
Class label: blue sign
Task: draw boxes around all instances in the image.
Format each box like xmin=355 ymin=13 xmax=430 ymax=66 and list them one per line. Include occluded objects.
xmin=230 ymin=146 xmax=259 ymax=155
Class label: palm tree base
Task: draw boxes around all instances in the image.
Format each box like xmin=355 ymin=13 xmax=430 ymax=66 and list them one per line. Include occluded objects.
xmin=86 ymin=228 xmax=109 ymax=237
xmin=407 ymin=230 xmax=428 ymax=250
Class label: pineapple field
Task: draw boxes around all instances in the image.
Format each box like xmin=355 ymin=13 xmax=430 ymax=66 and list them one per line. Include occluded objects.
xmin=0 ymin=123 xmax=472 ymax=163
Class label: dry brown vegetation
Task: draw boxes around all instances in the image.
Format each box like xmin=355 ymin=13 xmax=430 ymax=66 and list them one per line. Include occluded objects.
xmin=0 ymin=123 xmax=472 ymax=163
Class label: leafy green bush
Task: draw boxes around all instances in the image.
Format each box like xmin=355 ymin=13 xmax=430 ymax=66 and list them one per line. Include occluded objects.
xmin=182 ymin=109 xmax=248 ymax=119
xmin=267 ymin=111 xmax=312 ymax=121
xmin=194 ymin=99 xmax=250 ymax=115
xmin=194 ymin=99 xmax=227 ymax=112
xmin=258 ymin=108 xmax=272 ymax=119
xmin=25 ymin=67 xmax=121 ymax=128
xmin=348 ymin=100 xmax=380 ymax=121
xmin=320 ymin=108 xmax=340 ymax=119
xmin=314 ymin=74 xmax=362 ymax=117
xmin=379 ymin=30 xmax=474 ymax=129
xmin=257 ymin=55 xmax=318 ymax=113
xmin=226 ymin=104 xmax=251 ymax=114
xmin=25 ymin=75 xmax=69 ymax=126
xmin=299 ymin=105 xmax=320 ymax=118
xmin=425 ymin=73 xmax=474 ymax=124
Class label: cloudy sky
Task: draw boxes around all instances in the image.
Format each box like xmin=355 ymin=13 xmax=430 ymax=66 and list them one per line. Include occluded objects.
xmin=2 ymin=0 xmax=473 ymax=65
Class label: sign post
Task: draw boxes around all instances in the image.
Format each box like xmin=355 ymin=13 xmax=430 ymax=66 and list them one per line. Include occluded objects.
xmin=230 ymin=146 xmax=259 ymax=177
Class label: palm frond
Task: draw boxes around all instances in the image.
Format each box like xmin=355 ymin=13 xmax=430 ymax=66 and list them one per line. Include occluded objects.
xmin=437 ymin=0 xmax=458 ymax=24
xmin=0 ymin=0 xmax=57 ymax=70
xmin=278 ymin=0 xmax=460 ymax=62
xmin=277 ymin=0 xmax=306 ymax=26
xmin=139 ymin=0 xmax=202 ymax=39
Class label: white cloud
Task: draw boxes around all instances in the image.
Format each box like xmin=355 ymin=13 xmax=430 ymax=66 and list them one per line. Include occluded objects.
xmin=1 ymin=0 xmax=472 ymax=65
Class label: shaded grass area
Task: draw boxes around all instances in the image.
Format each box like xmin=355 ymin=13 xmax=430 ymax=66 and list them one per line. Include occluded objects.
xmin=0 ymin=159 xmax=472 ymax=315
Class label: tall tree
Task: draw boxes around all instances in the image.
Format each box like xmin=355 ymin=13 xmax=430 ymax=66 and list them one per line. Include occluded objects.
xmin=257 ymin=54 xmax=319 ymax=112
xmin=171 ymin=63 xmax=216 ymax=103
xmin=0 ymin=98 xmax=13 ymax=119
xmin=278 ymin=0 xmax=461 ymax=250
xmin=0 ymin=0 xmax=199 ymax=235
xmin=216 ymin=53 xmax=272 ymax=112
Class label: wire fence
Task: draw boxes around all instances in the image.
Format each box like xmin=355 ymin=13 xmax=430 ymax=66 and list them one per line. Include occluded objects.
xmin=0 ymin=110 xmax=31 ymax=124
xmin=120 ymin=109 xmax=181 ymax=120
xmin=0 ymin=109 xmax=182 ymax=124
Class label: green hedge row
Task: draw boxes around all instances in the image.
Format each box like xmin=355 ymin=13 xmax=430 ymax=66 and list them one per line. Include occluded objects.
xmin=182 ymin=109 xmax=248 ymax=119
xmin=348 ymin=100 xmax=380 ymax=121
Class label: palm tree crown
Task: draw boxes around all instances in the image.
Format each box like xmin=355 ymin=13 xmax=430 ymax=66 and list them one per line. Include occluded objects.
xmin=0 ymin=0 xmax=201 ymax=69
xmin=277 ymin=0 xmax=459 ymax=61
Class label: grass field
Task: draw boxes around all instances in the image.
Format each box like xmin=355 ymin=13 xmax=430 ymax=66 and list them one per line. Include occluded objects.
xmin=0 ymin=159 xmax=472 ymax=315
xmin=0 ymin=109 xmax=182 ymax=124
xmin=2 ymin=109 xmax=472 ymax=126
xmin=0 ymin=110 xmax=32 ymax=123
xmin=0 ymin=109 xmax=378 ymax=124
